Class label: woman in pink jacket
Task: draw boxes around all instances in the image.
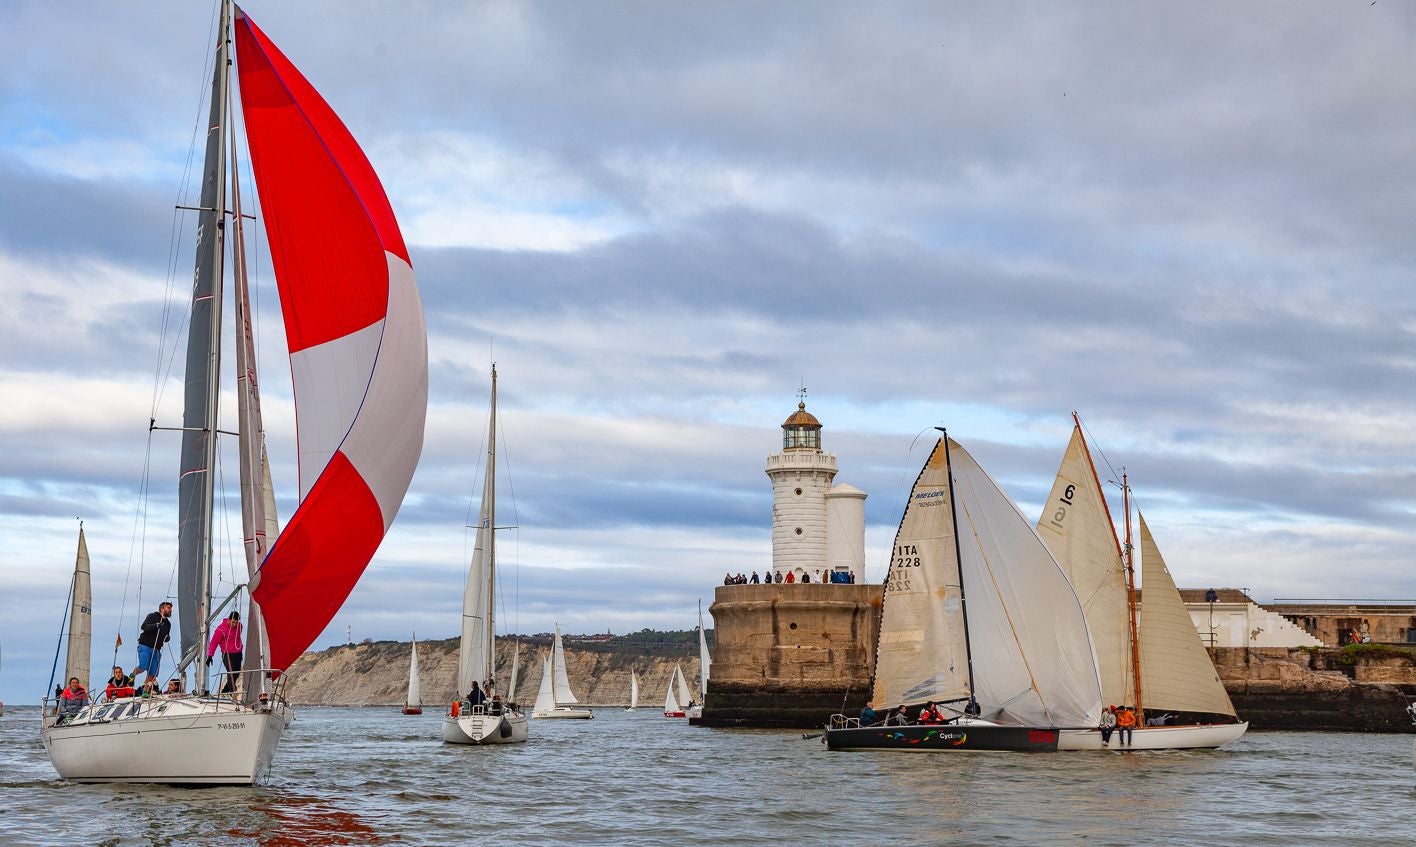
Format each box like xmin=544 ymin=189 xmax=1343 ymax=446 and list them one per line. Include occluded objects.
xmin=207 ymin=610 xmax=244 ymax=695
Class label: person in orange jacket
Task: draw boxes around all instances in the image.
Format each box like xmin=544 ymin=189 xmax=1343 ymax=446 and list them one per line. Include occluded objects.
xmin=1115 ymin=705 xmax=1137 ymax=745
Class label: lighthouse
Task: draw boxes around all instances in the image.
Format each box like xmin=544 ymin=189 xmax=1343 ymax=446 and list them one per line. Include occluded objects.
xmin=765 ymin=394 xmax=867 ymax=582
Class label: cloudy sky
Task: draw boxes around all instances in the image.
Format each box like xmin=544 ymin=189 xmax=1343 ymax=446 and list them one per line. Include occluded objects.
xmin=2 ymin=1 xmax=1413 ymax=702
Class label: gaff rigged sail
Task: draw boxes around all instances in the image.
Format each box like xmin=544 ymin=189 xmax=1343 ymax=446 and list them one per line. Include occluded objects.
xmin=235 ymin=9 xmax=428 ymax=672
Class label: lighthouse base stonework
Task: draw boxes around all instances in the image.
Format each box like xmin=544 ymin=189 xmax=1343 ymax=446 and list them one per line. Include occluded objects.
xmin=691 ymin=583 xmax=884 ymax=729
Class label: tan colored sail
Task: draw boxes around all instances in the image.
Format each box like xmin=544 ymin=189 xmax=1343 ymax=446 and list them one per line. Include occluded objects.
xmin=1035 ymin=426 xmax=1133 ymax=707
xmin=64 ymin=527 xmax=93 ymax=690
xmin=1137 ymin=515 xmax=1236 ymax=717
xmin=872 ymin=438 xmax=970 ymax=708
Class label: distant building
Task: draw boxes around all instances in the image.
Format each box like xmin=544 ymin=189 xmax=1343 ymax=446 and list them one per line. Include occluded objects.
xmin=1178 ymin=588 xmax=1323 ymax=648
xmin=765 ymin=396 xmax=867 ymax=582
xmin=1263 ymin=598 xmax=1416 ymax=646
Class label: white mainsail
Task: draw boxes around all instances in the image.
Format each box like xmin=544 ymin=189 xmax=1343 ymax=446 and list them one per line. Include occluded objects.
xmin=664 ymin=668 xmax=682 ymax=714
xmin=873 ymin=437 xmax=1102 ymax=727
xmin=457 ymin=369 xmax=498 ymax=697
xmin=552 ymin=625 xmax=578 ymax=704
xmin=532 ymin=655 xmax=556 ymax=715
xmin=406 ymin=637 xmax=421 ymax=711
xmin=63 ymin=527 xmax=92 ymax=691
xmin=1138 ymin=515 xmax=1237 ymax=717
xmin=628 ymin=671 xmax=639 ymax=710
xmin=697 ymin=601 xmax=711 ymax=699
xmin=1035 ymin=424 xmax=1134 ymax=708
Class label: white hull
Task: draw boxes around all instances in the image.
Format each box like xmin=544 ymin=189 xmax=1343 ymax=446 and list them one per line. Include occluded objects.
xmin=441 ymin=709 xmax=528 ymax=745
xmin=41 ymin=696 xmax=290 ymax=784
xmin=1057 ymin=721 xmax=1248 ymax=751
xmin=533 ymin=706 xmax=593 ymax=720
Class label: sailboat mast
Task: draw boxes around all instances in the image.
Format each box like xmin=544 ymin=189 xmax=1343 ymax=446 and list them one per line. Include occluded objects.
xmin=1122 ymin=470 xmax=1143 ymax=718
xmin=228 ymin=20 xmax=270 ymax=704
xmin=939 ymin=430 xmax=978 ymax=699
xmin=484 ymin=365 xmax=497 ymax=689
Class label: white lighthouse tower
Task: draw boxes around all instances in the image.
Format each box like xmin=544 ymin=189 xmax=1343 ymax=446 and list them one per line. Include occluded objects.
xmin=765 ymin=392 xmax=867 ymax=582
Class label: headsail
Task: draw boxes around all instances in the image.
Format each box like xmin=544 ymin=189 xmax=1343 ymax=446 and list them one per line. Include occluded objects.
xmin=948 ymin=438 xmax=1102 ymax=727
xmin=674 ymin=664 xmax=692 ymax=708
xmin=1035 ymin=424 xmax=1134 ymax=708
xmin=236 ymin=10 xmax=429 ymax=672
xmin=64 ymin=527 xmax=92 ymax=690
xmin=664 ymin=667 xmax=681 ymax=714
xmin=532 ymin=655 xmax=555 ymax=715
xmin=1137 ymin=515 xmax=1237 ymax=717
xmin=406 ymin=636 xmax=421 ymax=711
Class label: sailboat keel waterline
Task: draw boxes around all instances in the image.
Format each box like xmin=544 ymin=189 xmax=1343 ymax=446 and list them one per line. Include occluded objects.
xmin=42 ymin=696 xmax=290 ymax=785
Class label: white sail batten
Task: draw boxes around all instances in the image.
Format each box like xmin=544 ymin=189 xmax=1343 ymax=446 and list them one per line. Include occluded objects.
xmin=872 ymin=439 xmax=971 ymax=708
xmin=1035 ymin=426 xmax=1133 ymax=708
xmin=1138 ymin=515 xmax=1237 ymax=717
xmin=64 ymin=527 xmax=93 ymax=690
xmin=552 ymin=625 xmax=578 ymax=704
xmin=949 ymin=439 xmax=1103 ymax=728
xmin=406 ymin=637 xmax=421 ymax=710
xmin=532 ymin=655 xmax=556 ymax=715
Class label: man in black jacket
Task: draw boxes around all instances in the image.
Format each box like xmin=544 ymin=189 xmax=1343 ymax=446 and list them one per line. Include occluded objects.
xmin=133 ymin=601 xmax=173 ymax=684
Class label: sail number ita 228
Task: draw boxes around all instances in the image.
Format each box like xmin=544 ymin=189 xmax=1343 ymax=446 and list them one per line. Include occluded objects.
xmin=887 ymin=544 xmax=921 ymax=593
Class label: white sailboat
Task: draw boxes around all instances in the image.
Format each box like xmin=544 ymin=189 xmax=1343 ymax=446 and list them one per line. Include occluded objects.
xmin=826 ymin=433 xmax=1103 ymax=751
xmin=663 ymin=663 xmax=693 ymax=718
xmin=40 ymin=0 xmax=428 ymax=784
xmin=626 ymin=671 xmax=639 ymax=712
xmin=402 ymin=636 xmax=422 ymax=715
xmin=443 ymin=367 xmax=528 ymax=744
xmin=532 ymin=625 xmax=593 ymax=719
xmin=686 ymin=601 xmax=711 ymax=719
xmin=1036 ymin=418 xmax=1247 ymax=751
xmin=663 ymin=665 xmax=685 ymax=718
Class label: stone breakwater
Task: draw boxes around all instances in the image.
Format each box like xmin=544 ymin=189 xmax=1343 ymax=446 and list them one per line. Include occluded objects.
xmin=282 ymin=636 xmax=701 ymax=709
xmin=1215 ymin=647 xmax=1415 ymax=733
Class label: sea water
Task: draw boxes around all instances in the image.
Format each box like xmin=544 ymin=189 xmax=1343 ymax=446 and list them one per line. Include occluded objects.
xmin=1 ymin=705 xmax=1413 ymax=846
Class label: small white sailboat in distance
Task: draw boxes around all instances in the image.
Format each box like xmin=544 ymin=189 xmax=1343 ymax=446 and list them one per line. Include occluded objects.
xmin=532 ymin=625 xmax=593 ymax=719
xmin=402 ymin=636 xmax=422 ymax=715
xmin=443 ymin=366 xmax=528 ymax=744
xmin=687 ymin=601 xmax=711 ymax=719
xmin=664 ymin=664 xmax=690 ymax=718
xmin=626 ymin=671 xmax=639 ymax=712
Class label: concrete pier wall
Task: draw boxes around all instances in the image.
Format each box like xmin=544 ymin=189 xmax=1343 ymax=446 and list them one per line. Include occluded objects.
xmin=693 ymin=583 xmax=883 ymax=728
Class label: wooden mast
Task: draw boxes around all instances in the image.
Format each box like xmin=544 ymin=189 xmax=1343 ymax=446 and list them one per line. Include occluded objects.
xmin=1122 ymin=470 xmax=1144 ymax=720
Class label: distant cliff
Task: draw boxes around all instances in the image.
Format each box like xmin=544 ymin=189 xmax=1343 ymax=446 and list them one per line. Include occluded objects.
xmin=282 ymin=632 xmax=706 ymax=708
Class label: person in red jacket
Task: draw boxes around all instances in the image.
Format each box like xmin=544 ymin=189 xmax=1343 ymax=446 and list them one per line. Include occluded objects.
xmin=58 ymin=677 xmax=89 ymax=720
xmin=104 ymin=665 xmax=136 ymax=700
xmin=207 ymin=611 xmax=245 ymax=695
